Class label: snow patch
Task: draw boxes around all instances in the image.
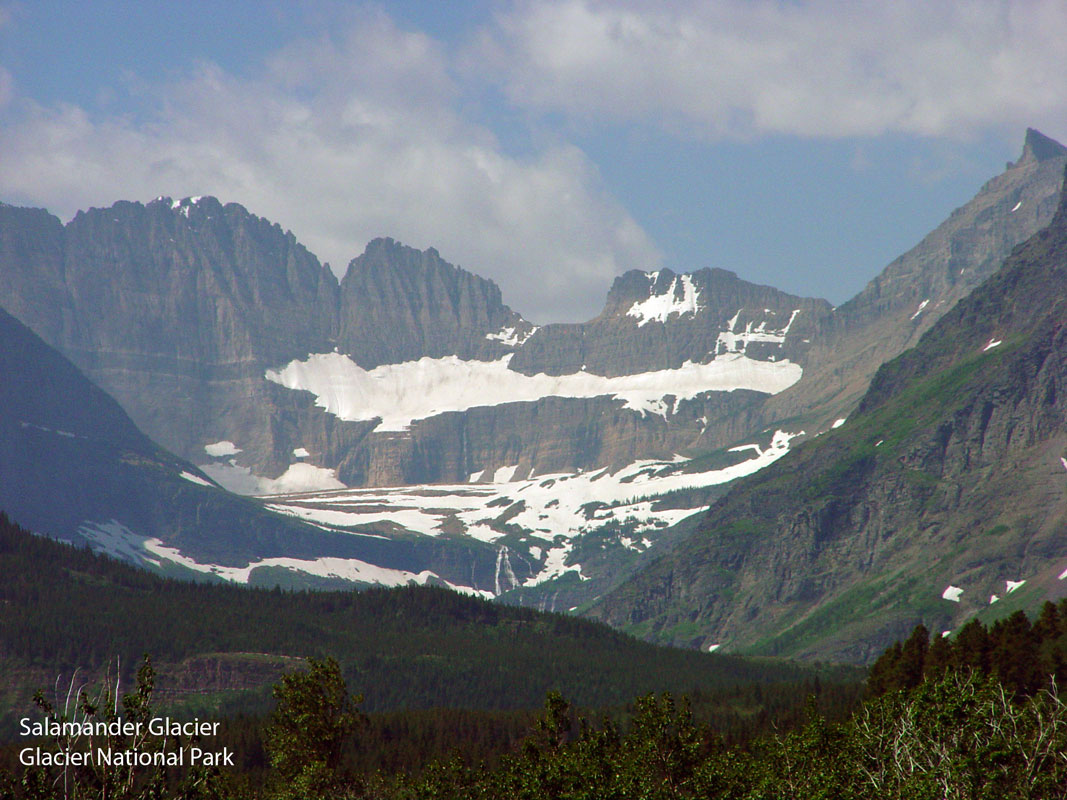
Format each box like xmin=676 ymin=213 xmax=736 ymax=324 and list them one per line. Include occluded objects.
xmin=204 ymin=440 xmax=241 ymax=457
xmin=910 ymin=299 xmax=929 ymax=320
xmin=179 ymin=471 xmax=213 ymax=487
xmin=493 ymin=464 xmax=519 ymax=483
xmin=78 ymin=520 xmax=151 ymax=564
xmin=201 ymin=461 xmax=344 ymax=495
xmin=990 ymin=594 xmax=1000 ymax=604
xmin=716 ymin=308 xmax=799 ymax=354
xmin=1005 ymin=579 xmax=1026 ymax=594
xmin=142 ymin=538 xmax=493 ymax=598
xmin=705 ymin=643 xmax=721 ymax=653
xmin=292 ymin=447 xmax=310 ymax=458
xmin=941 ymin=631 xmax=952 ymax=638
xmin=983 ymin=338 xmax=1002 ymax=351
xmin=942 ymin=585 xmax=963 ymax=602
xmin=486 ymin=325 xmax=538 ymax=347
xmin=266 ymin=352 xmax=802 ymax=431
xmin=1011 ymin=201 xmax=1022 ymax=212
xmin=832 ymin=418 xmax=846 ymax=429
xmin=626 ymin=274 xmax=701 ymax=326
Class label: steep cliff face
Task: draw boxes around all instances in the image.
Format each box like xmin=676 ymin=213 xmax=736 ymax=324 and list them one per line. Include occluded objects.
xmin=761 ymin=128 xmax=1067 ymax=431
xmin=338 ymin=237 xmax=530 ymax=368
xmin=0 ymin=197 xmax=340 ymax=476
xmin=590 ymin=167 xmax=1067 ymax=663
xmin=0 ymin=304 xmax=379 ymax=567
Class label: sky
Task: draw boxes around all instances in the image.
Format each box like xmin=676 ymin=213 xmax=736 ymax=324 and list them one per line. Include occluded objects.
xmin=2 ymin=1 xmax=1066 ymax=324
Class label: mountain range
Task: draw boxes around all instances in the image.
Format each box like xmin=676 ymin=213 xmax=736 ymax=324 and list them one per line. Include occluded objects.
xmin=1 ymin=128 xmax=1066 ymax=663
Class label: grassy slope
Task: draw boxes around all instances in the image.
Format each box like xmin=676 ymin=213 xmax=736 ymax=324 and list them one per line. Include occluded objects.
xmin=589 ymin=166 xmax=1067 ymax=663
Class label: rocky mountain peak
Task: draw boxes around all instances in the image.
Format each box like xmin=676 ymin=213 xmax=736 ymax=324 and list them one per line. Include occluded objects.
xmin=337 ymin=238 xmax=526 ymax=368
xmin=1018 ymin=128 xmax=1067 ymax=165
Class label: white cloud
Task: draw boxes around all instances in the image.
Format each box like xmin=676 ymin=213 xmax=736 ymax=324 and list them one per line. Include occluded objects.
xmin=483 ymin=0 xmax=1067 ymax=139
xmin=0 ymin=10 xmax=659 ymax=323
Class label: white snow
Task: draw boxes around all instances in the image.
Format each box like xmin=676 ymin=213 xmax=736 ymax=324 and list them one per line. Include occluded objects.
xmin=179 ymin=471 xmax=213 ymax=487
xmin=983 ymin=338 xmax=1002 ymax=351
xmin=486 ymin=325 xmax=538 ymax=347
xmin=910 ymin=299 xmax=929 ymax=320
xmin=942 ymin=585 xmax=963 ymax=602
xmin=1059 ymin=566 xmax=1067 ymax=580
xmin=1060 ymin=457 xmax=1067 ymax=472
xmin=626 ymin=274 xmax=701 ymax=326
xmin=832 ymin=418 xmax=846 ymax=429
xmin=265 ymin=352 xmax=802 ymax=432
xmin=990 ymin=594 xmax=1000 ymax=604
xmin=1011 ymin=201 xmax=1022 ymax=212
xmin=292 ymin=447 xmax=310 ymax=458
xmin=1005 ymin=579 xmax=1026 ymax=594
xmin=875 ymin=440 xmax=884 ymax=447
xmin=526 ymin=541 xmax=584 ymax=585
xmin=716 ymin=309 xmax=800 ymax=354
xmin=706 ymin=644 xmax=721 ymax=653
xmin=493 ymin=464 xmax=519 ymax=483
xmin=78 ymin=520 xmax=152 ymax=564
xmin=941 ymin=631 xmax=952 ymax=638
xmin=200 ymin=461 xmax=344 ymax=495
xmin=266 ymin=429 xmax=804 ymax=589
xmin=204 ymin=440 xmax=241 ymax=457
xmin=20 ymin=421 xmax=81 ymax=439
xmin=140 ymin=538 xmax=493 ymax=598
xmin=469 ymin=469 xmax=485 ymax=482
xmin=728 ymin=443 xmax=762 ymax=455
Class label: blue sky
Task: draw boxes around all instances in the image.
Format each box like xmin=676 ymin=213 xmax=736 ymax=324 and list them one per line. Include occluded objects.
xmin=2 ymin=1 xmax=1065 ymax=322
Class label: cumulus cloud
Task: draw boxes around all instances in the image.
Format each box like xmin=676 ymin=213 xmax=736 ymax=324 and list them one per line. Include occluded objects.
xmin=0 ymin=10 xmax=659 ymax=323
xmin=482 ymin=0 xmax=1067 ymax=139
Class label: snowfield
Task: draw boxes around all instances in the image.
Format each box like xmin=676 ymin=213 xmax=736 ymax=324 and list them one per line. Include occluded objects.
xmin=626 ymin=273 xmax=702 ymax=326
xmin=92 ymin=429 xmax=805 ymax=596
xmin=264 ymin=352 xmax=802 ymax=431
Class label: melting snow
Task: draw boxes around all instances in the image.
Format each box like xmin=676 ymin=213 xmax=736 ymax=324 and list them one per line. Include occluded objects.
xmin=469 ymin=469 xmax=485 ymax=482
xmin=78 ymin=520 xmax=151 ymax=564
xmin=141 ymin=538 xmax=493 ymax=598
xmin=1011 ymin=201 xmax=1022 ymax=212
xmin=179 ymin=471 xmax=213 ymax=487
xmin=626 ymin=274 xmax=701 ymax=326
xmin=486 ymin=325 xmax=538 ymax=347
xmin=493 ymin=464 xmax=519 ymax=483
xmin=1059 ymin=566 xmax=1067 ymax=580
xmin=1005 ymin=579 xmax=1026 ymax=594
xmin=1060 ymin=458 xmax=1067 ymax=472
xmin=705 ymin=643 xmax=721 ymax=653
xmin=910 ymin=299 xmax=929 ymax=320
xmin=201 ymin=461 xmax=344 ymax=495
xmin=292 ymin=447 xmax=310 ymax=458
xmin=941 ymin=631 xmax=952 ymax=638
xmin=983 ymin=339 xmax=1002 ymax=351
xmin=265 ymin=429 xmax=804 ymax=590
xmin=204 ymin=440 xmax=241 ymax=457
xmin=942 ymin=585 xmax=963 ymax=602
xmin=265 ymin=352 xmax=802 ymax=432
xmin=990 ymin=594 xmax=1000 ymax=604
xmin=716 ymin=308 xmax=799 ymax=354
xmin=832 ymin=418 xmax=846 ymax=429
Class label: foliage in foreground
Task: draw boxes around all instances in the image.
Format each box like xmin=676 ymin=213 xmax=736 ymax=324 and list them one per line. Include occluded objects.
xmin=4 ymin=652 xmax=1067 ymax=800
